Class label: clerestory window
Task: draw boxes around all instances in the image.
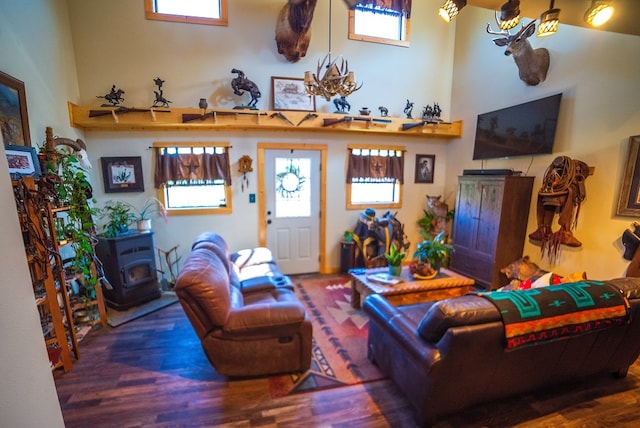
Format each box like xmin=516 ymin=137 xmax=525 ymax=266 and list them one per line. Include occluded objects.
xmin=144 ymin=0 xmax=228 ymax=26
xmin=348 ymin=1 xmax=411 ymax=47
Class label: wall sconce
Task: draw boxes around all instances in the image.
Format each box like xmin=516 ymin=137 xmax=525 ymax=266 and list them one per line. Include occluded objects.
xmin=537 ymin=0 xmax=561 ymax=37
xmin=439 ymin=0 xmax=467 ymax=23
xmin=584 ymin=0 xmax=614 ymax=27
xmin=498 ymin=0 xmax=520 ymax=30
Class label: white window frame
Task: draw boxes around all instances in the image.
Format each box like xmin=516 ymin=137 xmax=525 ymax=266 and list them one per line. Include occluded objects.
xmin=348 ymin=4 xmax=410 ymax=47
xmin=144 ymin=0 xmax=228 ymax=27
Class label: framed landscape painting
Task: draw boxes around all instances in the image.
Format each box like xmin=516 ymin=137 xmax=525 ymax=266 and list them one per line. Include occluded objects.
xmin=101 ymin=156 xmax=144 ymax=193
xmin=271 ymin=76 xmax=315 ymax=112
xmin=0 ymin=71 xmax=31 ymax=147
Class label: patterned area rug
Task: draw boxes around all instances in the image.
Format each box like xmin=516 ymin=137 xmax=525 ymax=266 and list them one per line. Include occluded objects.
xmin=269 ymin=275 xmax=384 ymax=398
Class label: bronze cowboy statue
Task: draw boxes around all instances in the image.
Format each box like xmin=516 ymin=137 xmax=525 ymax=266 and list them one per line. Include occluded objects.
xmin=529 ymin=156 xmax=590 ymax=260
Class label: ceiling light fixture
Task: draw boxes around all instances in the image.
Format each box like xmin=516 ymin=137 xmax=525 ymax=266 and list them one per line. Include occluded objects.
xmin=498 ymin=0 xmax=520 ymax=30
xmin=304 ymin=0 xmax=361 ymax=101
xmin=537 ymin=0 xmax=561 ymax=37
xmin=438 ymin=0 xmax=467 ymax=23
xmin=584 ymin=0 xmax=614 ymax=27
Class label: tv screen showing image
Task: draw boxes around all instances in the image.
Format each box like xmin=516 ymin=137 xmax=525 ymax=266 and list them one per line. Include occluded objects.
xmin=472 ymin=93 xmax=562 ymax=160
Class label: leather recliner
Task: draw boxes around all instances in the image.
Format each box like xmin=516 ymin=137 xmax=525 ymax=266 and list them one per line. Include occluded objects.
xmin=176 ymin=232 xmax=312 ymax=377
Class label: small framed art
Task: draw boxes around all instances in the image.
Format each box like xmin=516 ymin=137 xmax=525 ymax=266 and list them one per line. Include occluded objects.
xmin=101 ymin=156 xmax=144 ymax=193
xmin=271 ymin=76 xmax=315 ymax=112
xmin=415 ymin=154 xmax=435 ymax=184
xmin=5 ymin=144 xmax=40 ymax=179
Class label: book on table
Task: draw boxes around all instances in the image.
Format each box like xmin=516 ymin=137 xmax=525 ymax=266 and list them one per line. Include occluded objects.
xmin=367 ymin=273 xmax=403 ymax=286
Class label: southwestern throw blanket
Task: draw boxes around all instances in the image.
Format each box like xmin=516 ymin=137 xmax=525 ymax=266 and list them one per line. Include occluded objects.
xmin=476 ymin=281 xmax=630 ymax=350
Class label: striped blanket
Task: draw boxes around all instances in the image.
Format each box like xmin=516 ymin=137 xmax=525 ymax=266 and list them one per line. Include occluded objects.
xmin=476 ymin=281 xmax=630 ymax=349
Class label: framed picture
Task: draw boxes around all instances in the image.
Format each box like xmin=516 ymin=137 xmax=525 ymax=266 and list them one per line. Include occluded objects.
xmin=101 ymin=156 xmax=144 ymax=193
xmin=0 ymin=71 xmax=31 ymax=146
xmin=271 ymin=76 xmax=315 ymax=112
xmin=5 ymin=144 xmax=40 ymax=179
xmin=617 ymin=135 xmax=640 ymax=216
xmin=415 ymin=154 xmax=435 ymax=184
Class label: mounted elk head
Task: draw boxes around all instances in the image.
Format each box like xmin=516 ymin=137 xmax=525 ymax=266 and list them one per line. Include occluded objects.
xmin=275 ymin=0 xmax=318 ymax=63
xmin=487 ymin=17 xmax=550 ymax=86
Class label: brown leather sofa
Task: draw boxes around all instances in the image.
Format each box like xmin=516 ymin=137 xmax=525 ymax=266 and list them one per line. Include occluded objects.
xmin=176 ymin=232 xmax=312 ymax=377
xmin=363 ymin=277 xmax=640 ymax=426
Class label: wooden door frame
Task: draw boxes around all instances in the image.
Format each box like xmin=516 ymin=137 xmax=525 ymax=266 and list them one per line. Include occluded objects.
xmin=257 ymin=143 xmax=328 ymax=273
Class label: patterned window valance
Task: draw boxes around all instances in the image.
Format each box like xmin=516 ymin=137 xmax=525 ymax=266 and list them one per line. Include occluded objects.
xmin=346 ymin=148 xmax=404 ymax=184
xmin=354 ymin=0 xmax=412 ymax=17
xmin=154 ymin=146 xmax=231 ymax=188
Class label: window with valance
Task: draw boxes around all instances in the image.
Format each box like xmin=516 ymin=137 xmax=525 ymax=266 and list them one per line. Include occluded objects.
xmin=153 ymin=143 xmax=232 ymax=214
xmin=346 ymin=147 xmax=405 ymax=209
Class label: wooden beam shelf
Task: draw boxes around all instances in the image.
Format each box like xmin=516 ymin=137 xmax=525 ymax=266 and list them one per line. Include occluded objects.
xmin=68 ymin=102 xmax=462 ymax=139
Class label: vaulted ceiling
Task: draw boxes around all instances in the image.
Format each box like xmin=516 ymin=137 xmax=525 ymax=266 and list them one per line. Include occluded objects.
xmin=467 ymin=0 xmax=639 ymax=37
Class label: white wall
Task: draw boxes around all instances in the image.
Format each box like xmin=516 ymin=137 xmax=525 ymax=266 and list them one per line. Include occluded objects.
xmin=66 ymin=0 xmax=460 ymax=270
xmin=0 ymin=0 xmax=71 ymax=425
xmin=448 ymin=7 xmax=640 ymax=279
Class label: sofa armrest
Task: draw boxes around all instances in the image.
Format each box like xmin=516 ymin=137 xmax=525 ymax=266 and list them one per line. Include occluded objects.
xmin=240 ymin=275 xmax=294 ymax=294
xmin=364 ymin=294 xmax=439 ymax=364
xmin=225 ymin=301 xmax=307 ymax=333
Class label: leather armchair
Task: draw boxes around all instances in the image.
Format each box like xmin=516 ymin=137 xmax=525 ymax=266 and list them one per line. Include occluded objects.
xmin=176 ymin=233 xmax=312 ymax=377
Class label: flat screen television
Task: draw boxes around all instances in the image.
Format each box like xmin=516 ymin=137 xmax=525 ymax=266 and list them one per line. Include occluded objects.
xmin=472 ymin=93 xmax=562 ymax=160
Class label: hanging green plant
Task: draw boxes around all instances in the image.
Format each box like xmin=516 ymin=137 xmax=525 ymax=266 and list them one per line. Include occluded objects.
xmin=55 ymin=153 xmax=99 ymax=298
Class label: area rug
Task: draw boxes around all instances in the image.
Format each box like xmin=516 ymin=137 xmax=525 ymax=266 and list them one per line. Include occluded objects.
xmin=107 ymin=291 xmax=179 ymax=327
xmin=269 ymin=275 xmax=384 ymax=397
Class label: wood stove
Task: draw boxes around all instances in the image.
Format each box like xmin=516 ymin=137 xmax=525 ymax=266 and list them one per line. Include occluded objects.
xmin=95 ymin=231 xmax=161 ymax=310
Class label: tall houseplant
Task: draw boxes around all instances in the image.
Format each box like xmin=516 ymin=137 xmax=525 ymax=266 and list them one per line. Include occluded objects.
xmin=55 ymin=153 xmax=99 ymax=299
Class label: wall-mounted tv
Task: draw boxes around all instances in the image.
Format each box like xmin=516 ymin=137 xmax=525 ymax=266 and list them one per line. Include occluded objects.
xmin=472 ymin=93 xmax=562 ymax=160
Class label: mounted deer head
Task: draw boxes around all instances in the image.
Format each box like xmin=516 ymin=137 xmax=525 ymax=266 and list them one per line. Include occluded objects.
xmin=487 ymin=16 xmax=550 ymax=86
xmin=275 ymin=0 xmax=318 ymax=63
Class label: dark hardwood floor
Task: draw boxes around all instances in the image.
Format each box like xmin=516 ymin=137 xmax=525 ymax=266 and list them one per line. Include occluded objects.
xmin=54 ymin=295 xmax=640 ymax=427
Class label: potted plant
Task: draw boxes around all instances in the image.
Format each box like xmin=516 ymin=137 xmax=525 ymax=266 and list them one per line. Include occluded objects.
xmin=99 ymin=200 xmax=135 ymax=238
xmin=129 ymin=197 xmax=168 ymax=232
xmin=385 ymin=243 xmax=406 ymax=277
xmin=412 ymin=230 xmax=455 ymax=275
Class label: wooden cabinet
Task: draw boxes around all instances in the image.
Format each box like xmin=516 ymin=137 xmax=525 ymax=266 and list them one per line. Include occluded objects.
xmin=13 ymin=176 xmax=106 ymax=371
xmin=449 ymin=175 xmax=534 ymax=290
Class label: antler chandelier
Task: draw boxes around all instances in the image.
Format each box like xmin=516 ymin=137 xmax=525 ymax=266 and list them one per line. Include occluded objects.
xmin=303 ymin=0 xmax=362 ymax=101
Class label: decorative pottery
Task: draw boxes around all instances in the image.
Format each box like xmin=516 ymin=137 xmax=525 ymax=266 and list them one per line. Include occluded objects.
xmin=137 ymin=219 xmax=152 ymax=232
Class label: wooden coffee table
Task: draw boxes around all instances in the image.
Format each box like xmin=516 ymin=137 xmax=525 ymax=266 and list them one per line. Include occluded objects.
xmin=349 ymin=266 xmax=475 ymax=309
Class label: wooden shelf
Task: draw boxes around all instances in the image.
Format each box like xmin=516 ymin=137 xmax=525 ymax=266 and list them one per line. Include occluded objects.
xmin=68 ymin=102 xmax=463 ymax=139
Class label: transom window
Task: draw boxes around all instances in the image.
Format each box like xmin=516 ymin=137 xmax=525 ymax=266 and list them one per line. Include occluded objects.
xmin=144 ymin=0 xmax=228 ymax=26
xmin=346 ymin=146 xmax=405 ymax=210
xmin=153 ymin=143 xmax=232 ymax=215
xmin=348 ymin=3 xmax=410 ymax=47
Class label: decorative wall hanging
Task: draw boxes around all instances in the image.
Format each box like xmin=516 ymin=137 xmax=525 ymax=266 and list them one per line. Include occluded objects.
xmin=272 ymin=76 xmax=315 ymax=112
xmin=415 ymin=154 xmax=435 ymax=184
xmin=529 ymin=156 xmax=590 ymax=261
xmin=0 ymin=70 xmax=31 ymax=146
xmin=238 ymin=155 xmax=253 ymax=192
xmin=5 ymin=144 xmax=40 ymax=179
xmin=101 ymin=156 xmax=144 ymax=193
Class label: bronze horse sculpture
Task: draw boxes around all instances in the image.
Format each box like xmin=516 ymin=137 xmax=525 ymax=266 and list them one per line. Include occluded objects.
xmin=230 ymin=68 xmax=261 ymax=109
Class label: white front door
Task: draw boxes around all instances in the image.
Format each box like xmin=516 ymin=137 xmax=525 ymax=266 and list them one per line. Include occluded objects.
xmin=264 ymin=149 xmax=320 ymax=274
